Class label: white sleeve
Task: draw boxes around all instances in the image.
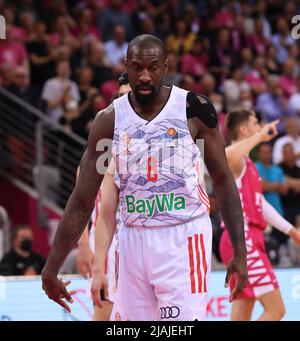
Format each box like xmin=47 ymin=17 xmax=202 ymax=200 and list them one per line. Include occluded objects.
xmin=262 ymin=197 xmax=293 ymax=235
xmin=272 ymin=139 xmax=283 ymax=165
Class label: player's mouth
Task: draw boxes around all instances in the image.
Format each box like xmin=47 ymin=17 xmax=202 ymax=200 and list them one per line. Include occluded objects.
xmin=137 ymin=86 xmax=154 ymax=95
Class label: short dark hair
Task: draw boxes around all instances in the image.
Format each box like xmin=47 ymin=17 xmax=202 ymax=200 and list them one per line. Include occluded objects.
xmin=227 ymin=108 xmax=255 ymax=141
xmin=11 ymin=224 xmax=31 ymax=241
xmin=118 ymin=72 xmax=129 ymax=86
xmin=127 ymin=34 xmax=167 ymax=60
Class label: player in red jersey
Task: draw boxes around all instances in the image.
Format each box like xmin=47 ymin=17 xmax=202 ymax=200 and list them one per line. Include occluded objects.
xmin=220 ymin=108 xmax=300 ymax=320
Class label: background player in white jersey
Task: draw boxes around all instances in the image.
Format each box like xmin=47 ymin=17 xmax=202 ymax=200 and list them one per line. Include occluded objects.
xmin=42 ymin=35 xmax=248 ymax=320
xmin=76 ymin=73 xmax=131 ymax=320
xmin=220 ymin=108 xmax=300 ymax=320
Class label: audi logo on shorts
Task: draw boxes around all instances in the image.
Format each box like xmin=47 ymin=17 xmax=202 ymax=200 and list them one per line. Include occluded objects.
xmin=159 ymin=306 xmax=180 ymax=319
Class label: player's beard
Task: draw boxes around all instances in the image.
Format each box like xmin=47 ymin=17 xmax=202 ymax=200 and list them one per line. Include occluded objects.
xmin=134 ymin=84 xmax=157 ymax=105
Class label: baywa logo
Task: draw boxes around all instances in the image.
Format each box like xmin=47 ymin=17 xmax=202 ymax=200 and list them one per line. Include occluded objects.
xmin=159 ymin=306 xmax=180 ymax=319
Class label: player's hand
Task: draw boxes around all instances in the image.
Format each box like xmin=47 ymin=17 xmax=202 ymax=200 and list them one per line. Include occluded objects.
xmin=289 ymin=227 xmax=300 ymax=246
xmin=259 ymin=120 xmax=279 ymax=142
xmin=90 ymin=270 xmax=108 ymax=309
xmin=42 ymin=272 xmax=76 ymax=313
xmin=76 ymin=243 xmax=93 ymax=278
xmin=225 ymin=254 xmax=248 ymax=302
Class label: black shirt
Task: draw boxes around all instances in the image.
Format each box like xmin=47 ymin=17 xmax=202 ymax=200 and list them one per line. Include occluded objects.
xmin=0 ymin=249 xmax=45 ymax=276
xmin=280 ymin=163 xmax=300 ymax=208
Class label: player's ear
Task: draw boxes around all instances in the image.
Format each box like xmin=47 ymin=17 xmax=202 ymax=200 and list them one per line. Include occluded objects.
xmin=124 ymin=58 xmax=128 ymax=68
xmin=164 ymin=59 xmax=168 ymax=74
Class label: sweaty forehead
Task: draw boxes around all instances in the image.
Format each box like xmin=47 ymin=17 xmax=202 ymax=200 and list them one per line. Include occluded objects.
xmin=128 ymin=46 xmax=164 ymax=62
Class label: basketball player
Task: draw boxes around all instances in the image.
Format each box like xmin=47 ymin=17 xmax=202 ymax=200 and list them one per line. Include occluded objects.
xmin=76 ymin=73 xmax=131 ymax=320
xmin=42 ymin=34 xmax=247 ymax=320
xmin=220 ymin=108 xmax=300 ymax=320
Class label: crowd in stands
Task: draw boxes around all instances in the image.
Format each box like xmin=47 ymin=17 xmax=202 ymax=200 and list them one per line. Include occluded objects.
xmin=0 ymin=0 xmax=300 ymax=269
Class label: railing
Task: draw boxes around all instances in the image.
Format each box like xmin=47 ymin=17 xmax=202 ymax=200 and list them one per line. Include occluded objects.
xmin=0 ymin=87 xmax=87 ymax=225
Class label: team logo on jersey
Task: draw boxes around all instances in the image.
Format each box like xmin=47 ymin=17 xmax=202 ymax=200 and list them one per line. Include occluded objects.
xmin=167 ymin=127 xmax=176 ymax=137
xmin=165 ymin=127 xmax=178 ymax=147
xmin=125 ymin=192 xmax=185 ymax=218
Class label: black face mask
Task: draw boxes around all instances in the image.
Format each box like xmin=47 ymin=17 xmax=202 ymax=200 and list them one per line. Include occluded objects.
xmin=20 ymin=239 xmax=33 ymax=252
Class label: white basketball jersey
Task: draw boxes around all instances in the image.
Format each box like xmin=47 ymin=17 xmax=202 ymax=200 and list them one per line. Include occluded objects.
xmin=112 ymin=85 xmax=209 ymax=228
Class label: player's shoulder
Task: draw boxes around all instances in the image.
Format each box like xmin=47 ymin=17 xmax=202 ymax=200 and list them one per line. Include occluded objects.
xmin=89 ymin=103 xmax=115 ymax=142
xmin=94 ymin=103 xmax=115 ymax=121
xmin=186 ymin=91 xmax=218 ymax=129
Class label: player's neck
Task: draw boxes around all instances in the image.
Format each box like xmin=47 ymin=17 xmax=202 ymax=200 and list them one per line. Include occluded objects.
xmin=131 ymin=85 xmax=171 ymax=117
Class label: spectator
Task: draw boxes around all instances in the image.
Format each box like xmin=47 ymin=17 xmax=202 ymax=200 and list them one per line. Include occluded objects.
xmin=288 ymin=78 xmax=300 ymax=116
xmin=104 ymin=25 xmax=128 ymax=67
xmin=166 ymin=19 xmax=196 ymax=56
xmin=248 ymin=17 xmax=270 ymax=56
xmin=223 ymin=64 xmax=251 ymax=112
xmin=279 ymin=58 xmax=297 ymax=99
xmin=163 ymin=53 xmax=181 ymax=86
xmin=0 ymin=63 xmax=15 ymax=87
xmin=255 ymin=74 xmax=287 ymax=132
xmin=256 ymin=142 xmax=288 ymax=216
xmin=26 ymin=21 xmax=54 ymax=101
xmin=280 ymin=144 xmax=300 ymax=225
xmin=0 ymin=224 xmax=45 ymax=276
xmin=6 ymin=65 xmax=35 ymax=105
xmin=41 ymin=60 xmax=80 ymax=121
xmin=265 ymin=45 xmax=280 ymax=74
xmin=209 ymin=28 xmax=233 ymax=86
xmin=256 ymin=142 xmax=289 ymax=248
xmin=271 ymin=17 xmax=294 ymax=65
xmin=273 ymin=117 xmax=300 ymax=167
xmin=99 ymin=0 xmax=133 ymax=42
xmin=85 ymin=42 xmax=113 ymax=88
xmin=0 ymin=25 xmax=29 ymax=69
xmin=245 ymin=56 xmax=267 ymax=95
xmin=180 ymin=39 xmax=208 ymax=79
xmin=255 ymin=0 xmax=271 ymax=39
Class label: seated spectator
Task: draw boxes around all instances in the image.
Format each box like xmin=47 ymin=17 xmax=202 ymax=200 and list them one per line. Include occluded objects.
xmin=244 ymin=56 xmax=267 ymax=95
xmin=163 ymin=53 xmax=181 ymax=86
xmin=273 ymin=117 xmax=300 ymax=167
xmin=0 ymin=25 xmax=29 ymax=69
xmin=255 ymin=74 xmax=288 ymax=132
xmin=0 ymin=63 xmax=15 ymax=87
xmin=280 ymin=144 xmax=300 ymax=225
xmin=166 ymin=19 xmax=196 ymax=56
xmin=223 ymin=64 xmax=251 ymax=111
xmin=209 ymin=27 xmax=233 ymax=86
xmin=248 ymin=17 xmax=270 ymax=56
xmin=265 ymin=45 xmax=280 ymax=74
xmin=41 ymin=60 xmax=80 ymax=121
xmin=271 ymin=17 xmax=294 ymax=65
xmin=85 ymin=42 xmax=113 ymax=88
xmin=0 ymin=224 xmax=45 ymax=276
xmin=288 ymin=78 xmax=300 ymax=117
xmin=104 ymin=25 xmax=128 ymax=67
xmin=180 ymin=39 xmax=208 ymax=79
xmin=99 ymin=0 xmax=133 ymax=42
xmin=279 ymin=58 xmax=297 ymax=99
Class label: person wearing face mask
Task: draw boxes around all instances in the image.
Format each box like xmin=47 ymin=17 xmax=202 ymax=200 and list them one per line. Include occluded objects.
xmin=0 ymin=224 xmax=45 ymax=276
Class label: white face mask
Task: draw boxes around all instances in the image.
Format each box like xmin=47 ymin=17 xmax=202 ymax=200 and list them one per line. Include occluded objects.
xmin=241 ymin=100 xmax=253 ymax=109
xmin=213 ymin=102 xmax=222 ymax=113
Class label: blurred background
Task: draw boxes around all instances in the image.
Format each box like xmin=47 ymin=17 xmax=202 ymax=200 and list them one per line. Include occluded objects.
xmin=0 ymin=0 xmax=300 ymax=320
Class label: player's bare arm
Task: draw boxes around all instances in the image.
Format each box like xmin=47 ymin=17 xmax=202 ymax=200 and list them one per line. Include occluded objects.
xmin=75 ymin=165 xmax=94 ymax=279
xmin=41 ymin=105 xmax=115 ymax=312
xmin=91 ymin=162 xmax=119 ymax=308
xmin=226 ymin=119 xmax=279 ymax=177
xmin=187 ymin=94 xmax=247 ymax=301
